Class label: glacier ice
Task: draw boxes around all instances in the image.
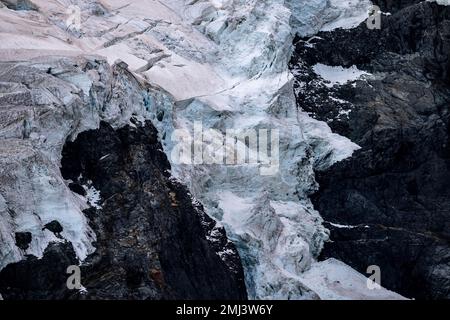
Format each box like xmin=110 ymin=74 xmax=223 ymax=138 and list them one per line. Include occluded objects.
xmin=0 ymin=0 xmax=405 ymax=299
xmin=0 ymin=56 xmax=170 ymax=270
xmin=143 ymin=0 xmax=366 ymax=299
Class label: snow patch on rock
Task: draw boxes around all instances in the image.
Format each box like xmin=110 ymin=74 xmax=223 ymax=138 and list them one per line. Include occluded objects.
xmin=313 ymin=63 xmax=371 ymax=87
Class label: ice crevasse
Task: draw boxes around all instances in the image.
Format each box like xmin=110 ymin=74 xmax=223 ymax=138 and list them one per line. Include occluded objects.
xmin=147 ymin=0 xmax=401 ymax=299
xmin=0 ymin=0 xmax=405 ymax=299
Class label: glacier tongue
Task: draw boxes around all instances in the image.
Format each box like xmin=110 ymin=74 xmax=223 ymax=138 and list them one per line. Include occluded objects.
xmin=143 ymin=0 xmax=363 ymax=299
xmin=0 ymin=0 xmax=403 ymax=299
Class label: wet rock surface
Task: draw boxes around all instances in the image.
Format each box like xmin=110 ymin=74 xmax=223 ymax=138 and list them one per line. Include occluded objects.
xmin=291 ymin=1 xmax=450 ymax=299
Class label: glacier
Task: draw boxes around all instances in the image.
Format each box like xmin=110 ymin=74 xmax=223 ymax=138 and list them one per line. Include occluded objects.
xmin=0 ymin=0 xmax=405 ymax=299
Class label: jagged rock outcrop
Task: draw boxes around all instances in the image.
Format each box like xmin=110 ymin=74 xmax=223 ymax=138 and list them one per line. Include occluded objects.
xmin=0 ymin=55 xmax=247 ymax=300
xmin=59 ymin=121 xmax=246 ymax=300
xmin=291 ymin=1 xmax=450 ymax=299
xmin=0 ymin=242 xmax=79 ymax=299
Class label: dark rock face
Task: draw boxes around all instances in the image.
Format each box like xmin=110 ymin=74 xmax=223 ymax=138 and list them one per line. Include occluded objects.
xmin=14 ymin=232 xmax=32 ymax=251
xmin=291 ymin=2 xmax=450 ymax=299
xmin=43 ymin=220 xmax=64 ymax=237
xmin=68 ymin=182 xmax=86 ymax=196
xmin=0 ymin=242 xmax=78 ymax=300
xmin=61 ymin=121 xmax=247 ymax=300
xmin=0 ymin=120 xmax=247 ymax=300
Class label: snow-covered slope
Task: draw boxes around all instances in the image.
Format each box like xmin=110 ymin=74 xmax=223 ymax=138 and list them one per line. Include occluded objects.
xmin=0 ymin=0 xmax=404 ymax=299
xmin=300 ymin=259 xmax=405 ymax=300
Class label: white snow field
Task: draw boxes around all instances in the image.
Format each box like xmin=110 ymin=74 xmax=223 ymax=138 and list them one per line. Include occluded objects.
xmin=0 ymin=0 xmax=405 ymax=299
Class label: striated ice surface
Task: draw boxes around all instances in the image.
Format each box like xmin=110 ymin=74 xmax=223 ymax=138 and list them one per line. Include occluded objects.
xmin=0 ymin=0 xmax=404 ymax=299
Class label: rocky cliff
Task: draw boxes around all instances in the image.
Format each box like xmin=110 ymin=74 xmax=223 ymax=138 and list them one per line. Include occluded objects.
xmin=290 ymin=0 xmax=450 ymax=299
